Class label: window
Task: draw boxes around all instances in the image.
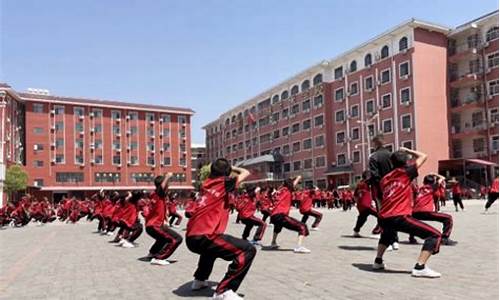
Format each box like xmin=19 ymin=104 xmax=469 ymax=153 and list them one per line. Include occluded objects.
xmin=282 ymin=127 xmax=289 ymax=136
xmin=492 ymin=136 xmax=499 ymax=152
xmin=75 ymin=139 xmax=83 ymax=149
xmin=349 ymin=82 xmax=358 ymax=95
xmin=54 ymin=106 xmax=64 ymax=115
xmin=303 ymin=138 xmax=312 ymax=150
xmin=95 ymin=172 xmax=120 ymax=183
xmin=292 ymin=142 xmax=301 ymax=153
xmin=94 ymin=124 xmax=102 ymax=133
xmin=366 ymin=99 xmax=375 ymax=114
xmin=56 ymin=172 xmax=84 ymax=183
xmin=291 ymin=104 xmax=300 ymax=114
xmin=56 ymin=138 xmax=64 ymax=149
xmin=334 ymin=66 xmax=344 ymax=80
xmin=131 ymin=173 xmax=154 ymax=183
xmin=282 ymin=108 xmax=289 ymax=119
xmin=162 ymin=142 xmax=170 ymax=151
xmin=301 ymin=80 xmax=310 ymax=91
xmin=490 ymin=108 xmax=499 ymax=123
xmin=162 ymin=128 xmax=170 ymax=136
xmin=486 ymin=26 xmax=499 ymax=42
xmin=351 ymin=127 xmax=360 ymax=140
xmin=258 ymin=117 xmax=270 ymax=127
xmin=383 ymin=119 xmax=393 ymax=133
xmin=401 ymin=114 xmax=412 ymax=130
xmin=112 ymin=141 xmax=121 ymax=150
xmin=303 ymin=119 xmax=311 ymax=130
xmin=147 ymin=128 xmax=155 ymax=137
xmin=335 ymin=88 xmax=344 ymax=101
xmin=314 ymin=95 xmax=323 ymax=107
xmin=282 ymin=145 xmax=290 ymax=155
xmin=55 ymin=154 xmax=65 ymax=163
xmin=313 ymin=73 xmax=323 ymax=85
xmin=365 ymin=76 xmax=373 ymax=90
xmin=112 ymin=125 xmax=120 ymax=135
xmin=75 ymin=123 xmax=83 ymax=133
xmin=364 ymin=54 xmax=372 ymax=67
xmin=487 ymin=53 xmax=499 ymax=69
xmin=74 ymin=107 xmax=84 ymax=117
xmin=33 ymin=160 xmax=44 ymax=168
xmin=304 ymin=159 xmax=313 ymax=169
xmin=473 ymin=138 xmax=485 ymax=152
xmin=291 ymin=85 xmax=299 ymax=95
xmin=272 ymin=95 xmax=280 ymax=104
xmin=163 ymin=157 xmax=171 ymax=165
xmin=283 ymin=162 xmax=290 ymax=172
xmin=488 ymin=80 xmax=499 ymax=96
xmin=381 ymin=93 xmax=392 ymax=109
xmin=402 ymin=140 xmax=413 ymax=149
xmin=381 ymin=45 xmax=389 ymax=58
xmin=281 ymin=90 xmax=289 ymax=100
xmin=302 ymin=99 xmax=311 ymax=111
xmin=147 ymin=156 xmax=155 ymax=165
xmin=95 ymin=139 xmax=103 ymax=149
xmin=315 ymin=135 xmax=325 ymax=147
xmin=273 ymin=130 xmax=280 ymax=139
xmin=352 ymin=151 xmax=361 ymax=163
xmin=399 ymin=62 xmax=410 ymax=77
xmin=34 ymin=179 xmax=44 ymax=187
xmin=336 ymin=132 xmax=345 ymax=144
xmin=75 ymin=155 xmax=84 ymax=164
xmin=33 ymin=103 xmax=44 ymax=113
xmin=147 ymin=142 xmax=155 ymax=151
xmin=316 ymin=156 xmax=326 ymax=167
xmin=399 ymin=37 xmax=409 ymax=51
xmin=292 ymin=123 xmax=300 ymax=133
xmin=350 ymin=105 xmax=359 ymax=118
xmin=380 ymin=69 xmax=391 ymax=84
xmin=400 ymin=88 xmax=411 ymax=104
xmin=92 ymin=109 xmax=103 ymax=118
xmin=472 ymin=111 xmax=484 ymax=127
xmin=314 ymin=115 xmax=324 ymax=127
xmin=55 ymin=121 xmax=64 ymax=132
xmin=160 ymin=114 xmax=170 ymax=123
xmin=350 ymin=60 xmax=357 ymax=72
xmin=335 ymin=110 xmax=345 ymax=123
xmin=384 ymin=144 xmax=394 ymax=152
xmin=293 ymin=161 xmax=301 ymax=171
xmin=111 ymin=111 xmax=121 ymax=120
xmin=33 ymin=127 xmax=43 ymax=134
xmin=337 ymin=154 xmax=346 ymax=165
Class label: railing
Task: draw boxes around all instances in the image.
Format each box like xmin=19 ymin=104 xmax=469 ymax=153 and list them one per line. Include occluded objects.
xmin=449 ymin=68 xmax=484 ymax=82
xmin=448 ymin=39 xmax=486 ymax=56
xmin=450 ymin=93 xmax=483 ymax=108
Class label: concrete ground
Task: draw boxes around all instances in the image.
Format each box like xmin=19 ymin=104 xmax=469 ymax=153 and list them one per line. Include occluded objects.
xmin=0 ymin=199 xmax=498 ymax=300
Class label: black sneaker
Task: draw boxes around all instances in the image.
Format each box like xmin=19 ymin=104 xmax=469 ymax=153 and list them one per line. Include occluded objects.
xmin=442 ymin=238 xmax=458 ymax=246
xmin=408 ymin=238 xmax=419 ymax=244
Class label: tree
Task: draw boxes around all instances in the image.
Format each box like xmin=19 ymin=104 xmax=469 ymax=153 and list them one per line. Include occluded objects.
xmin=4 ymin=165 xmax=28 ymax=200
xmin=199 ymin=164 xmax=211 ymax=183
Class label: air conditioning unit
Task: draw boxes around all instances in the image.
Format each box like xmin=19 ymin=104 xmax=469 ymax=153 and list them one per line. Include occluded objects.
xmin=79 ymin=115 xmax=84 ymax=120
xmin=125 ymin=115 xmax=130 ymax=120
xmin=50 ymin=110 xmax=55 ymax=115
xmin=51 ymin=158 xmax=56 ymax=164
xmin=404 ymin=127 xmax=412 ymax=133
xmin=127 ymin=161 xmax=131 ymax=165
xmin=151 ymin=150 xmax=155 ymax=154
xmin=116 ymin=133 xmax=121 ymax=138
xmin=116 ymin=148 xmax=122 ymax=152
xmin=89 ymin=112 xmax=94 ymax=118
xmin=79 ymin=131 xmax=84 ymax=136
xmin=50 ymin=142 xmax=56 ymax=148
xmin=150 ymin=121 xmax=155 ymax=125
xmin=319 ymin=125 xmax=324 ymax=129
xmin=6 ymin=117 xmax=10 ymax=123
xmin=159 ymin=118 xmax=163 ymax=123
xmin=160 ymin=162 xmax=164 ymax=167
xmin=33 ymin=144 xmax=39 ymax=151
xmin=90 ymin=159 xmax=95 ymax=164
xmin=403 ymin=100 xmax=412 ymax=106
xmin=375 ymin=54 xmax=381 ymax=61
xmin=90 ymin=128 xmax=95 ymax=133
xmin=90 ymin=143 xmax=95 ymax=150
xmin=126 ymin=145 xmax=131 ymax=151
xmin=150 ymin=135 xmax=155 ymax=140
xmin=401 ymin=48 xmax=408 ymax=54
xmin=401 ymin=74 xmax=409 ymax=80
xmin=116 ymin=118 xmax=121 ymax=123
xmin=50 ymin=125 xmax=56 ymax=131
xmin=376 ymin=80 xmax=382 ymax=86
xmin=366 ymin=87 xmax=374 ymax=92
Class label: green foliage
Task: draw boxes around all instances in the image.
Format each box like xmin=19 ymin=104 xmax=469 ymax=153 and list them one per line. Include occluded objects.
xmin=199 ymin=164 xmax=211 ymax=183
xmin=4 ymin=165 xmax=28 ymax=194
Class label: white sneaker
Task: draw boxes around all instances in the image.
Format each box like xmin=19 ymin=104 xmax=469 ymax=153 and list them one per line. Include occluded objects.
xmin=122 ymin=240 xmax=135 ymax=248
xmin=293 ymin=246 xmax=311 ymax=254
xmin=118 ymin=239 xmax=126 ymax=245
xmin=150 ymin=258 xmax=170 ymax=266
xmin=191 ymin=279 xmax=209 ymax=291
xmin=372 ymin=262 xmax=385 ymax=270
xmin=411 ymin=267 xmax=441 ymax=278
xmin=392 ymin=242 xmax=399 ymax=250
xmin=212 ymin=289 xmax=243 ymax=300
xmin=386 ymin=245 xmax=394 ymax=251
xmin=311 ymin=227 xmax=320 ymax=231
xmin=106 ymin=231 xmax=113 ymax=236
xmin=353 ymin=231 xmax=361 ymax=237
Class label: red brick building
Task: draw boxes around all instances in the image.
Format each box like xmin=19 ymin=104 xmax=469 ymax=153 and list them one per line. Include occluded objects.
xmin=0 ymin=84 xmax=194 ymax=205
xmin=204 ymin=12 xmax=499 ymax=189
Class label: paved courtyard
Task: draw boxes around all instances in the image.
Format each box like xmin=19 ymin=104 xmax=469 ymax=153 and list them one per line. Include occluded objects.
xmin=0 ymin=200 xmax=497 ymax=300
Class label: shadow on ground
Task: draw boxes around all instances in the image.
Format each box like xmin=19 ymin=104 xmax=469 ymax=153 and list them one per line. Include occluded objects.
xmin=338 ymin=245 xmax=377 ymax=251
xmin=172 ymin=281 xmax=218 ymax=297
xmin=352 ymin=263 xmax=411 ymax=274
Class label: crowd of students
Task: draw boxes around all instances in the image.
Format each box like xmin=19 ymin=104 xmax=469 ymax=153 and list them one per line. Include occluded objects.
xmin=0 ymin=135 xmax=499 ymax=300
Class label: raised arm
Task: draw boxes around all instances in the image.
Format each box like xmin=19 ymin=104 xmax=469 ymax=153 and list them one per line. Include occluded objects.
xmin=293 ymin=175 xmax=302 ymax=187
xmin=231 ymin=166 xmax=250 ymax=183
xmin=400 ymin=147 xmax=427 ymax=169
xmin=161 ymin=172 xmax=173 ymax=191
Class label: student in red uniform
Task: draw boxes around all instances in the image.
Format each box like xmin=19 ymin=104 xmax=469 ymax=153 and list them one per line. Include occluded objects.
xmin=117 ymin=191 xmax=144 ymax=248
xmin=451 ymin=179 xmax=465 ymax=212
xmin=353 ymin=171 xmax=381 ymax=237
xmin=257 ymin=187 xmax=272 ymax=223
xmin=185 ymin=159 xmax=253 ymax=300
xmin=184 ymin=192 xmax=199 ymax=219
xmin=299 ymin=186 xmax=323 ymax=231
xmin=373 ymin=147 xmax=443 ymax=278
xmin=167 ymin=193 xmax=183 ymax=227
xmin=408 ymin=174 xmax=457 ymax=246
xmin=143 ymin=173 xmax=183 ymax=266
xmin=236 ymin=187 xmax=267 ymax=246
xmin=485 ymin=177 xmax=499 ymax=213
xmin=269 ymin=175 xmax=311 ymax=253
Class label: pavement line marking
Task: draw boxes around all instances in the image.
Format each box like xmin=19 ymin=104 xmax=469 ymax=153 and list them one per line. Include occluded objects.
xmin=0 ymin=231 xmax=57 ymax=295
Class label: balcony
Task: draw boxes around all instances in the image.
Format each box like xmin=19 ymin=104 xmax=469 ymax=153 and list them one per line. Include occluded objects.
xmin=450 ymin=122 xmax=488 ymax=138
xmin=450 ymin=93 xmax=484 ymax=110
xmin=449 ymin=69 xmax=483 ymax=88
xmin=448 ymin=41 xmax=485 ymax=63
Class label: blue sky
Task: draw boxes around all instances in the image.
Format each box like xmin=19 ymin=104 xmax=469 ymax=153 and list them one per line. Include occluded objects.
xmin=1 ymin=0 xmax=498 ymax=144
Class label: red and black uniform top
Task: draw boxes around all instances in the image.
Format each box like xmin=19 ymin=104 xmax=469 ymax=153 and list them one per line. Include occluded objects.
xmin=119 ymin=200 xmax=139 ymax=228
xmin=236 ymin=193 xmax=257 ymax=219
xmin=491 ymin=178 xmax=499 ymax=193
xmin=452 ymin=183 xmax=462 ymax=196
xmin=186 ymin=176 xmax=238 ymax=237
xmin=379 ymin=164 xmax=419 ymax=219
xmin=354 ymin=180 xmax=373 ymax=212
xmin=271 ymin=186 xmax=293 ymax=216
xmin=413 ymin=183 xmax=439 ymax=213
xmin=299 ymin=191 xmax=314 ymax=214
xmin=144 ymin=192 xmax=168 ymax=228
